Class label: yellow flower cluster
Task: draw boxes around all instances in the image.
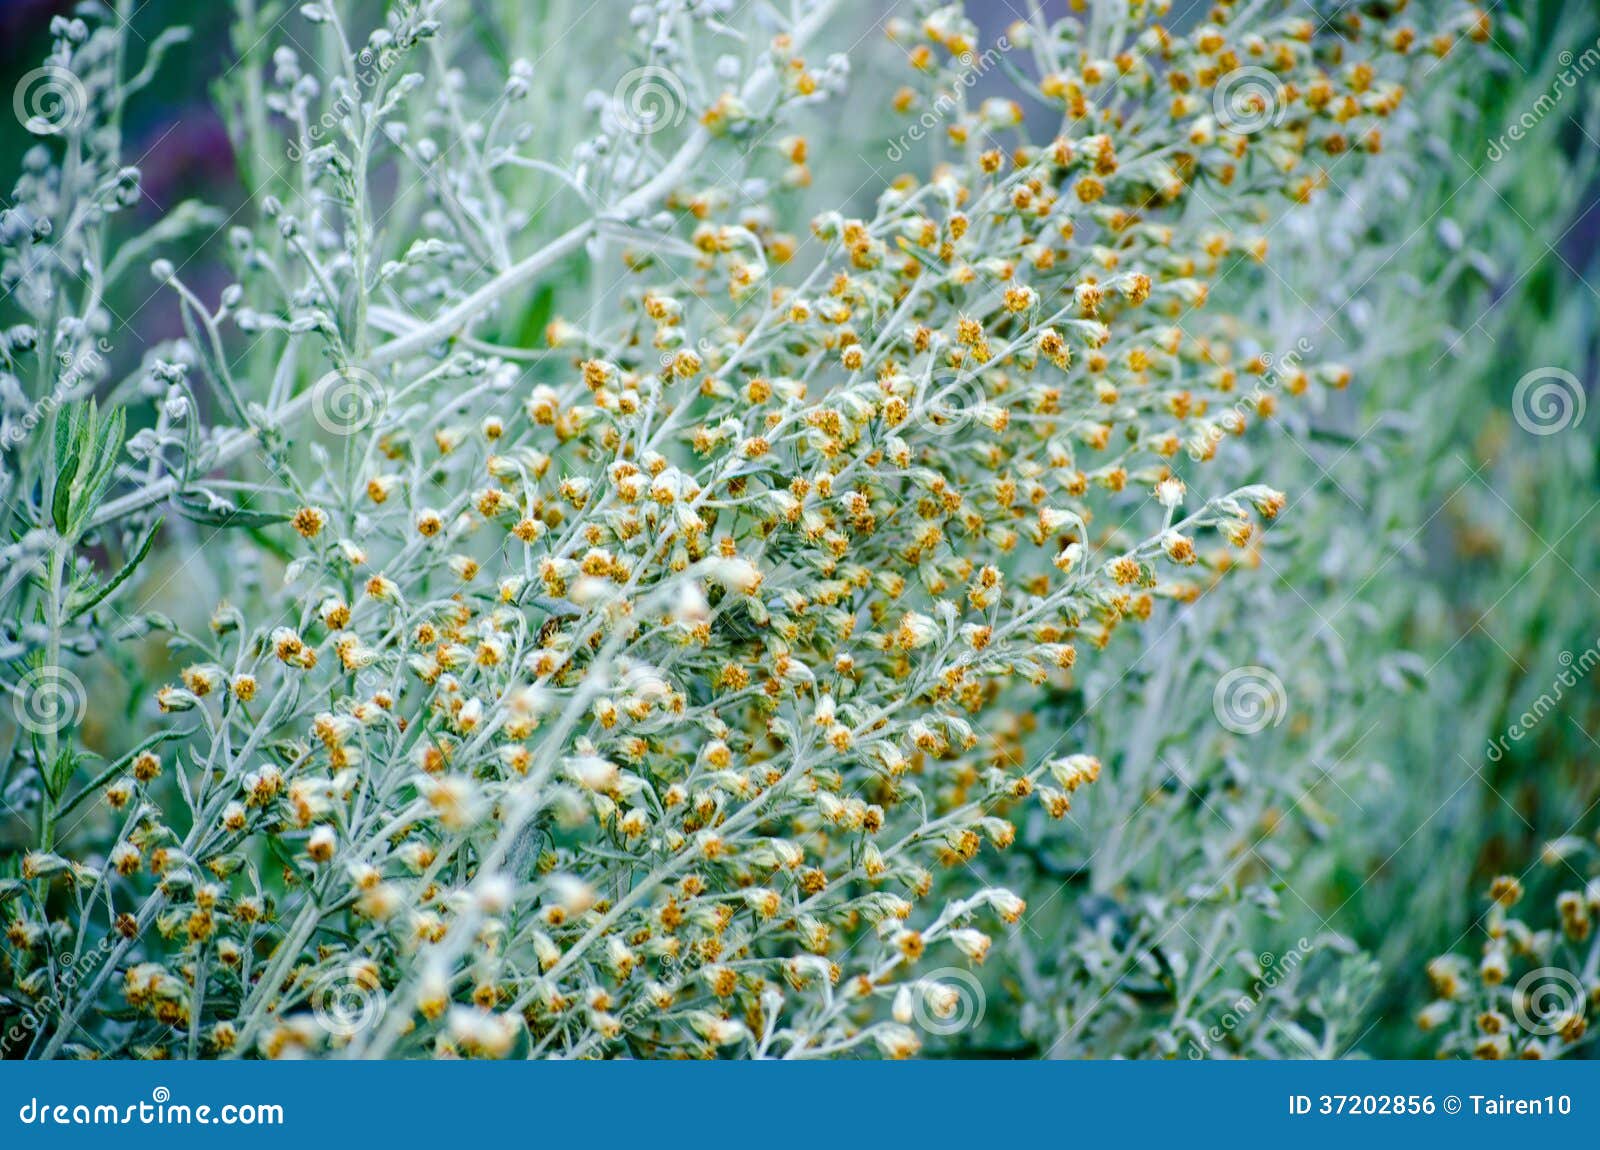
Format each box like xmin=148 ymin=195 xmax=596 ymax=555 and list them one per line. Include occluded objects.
xmin=1419 ymin=842 xmax=1600 ymax=1058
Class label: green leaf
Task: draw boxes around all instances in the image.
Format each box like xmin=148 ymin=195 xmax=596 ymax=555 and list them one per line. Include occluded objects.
xmin=51 ymin=404 xmax=88 ymax=535
xmin=44 ymin=745 xmax=89 ymax=801
xmin=69 ymin=517 xmax=164 ymax=620
xmin=52 ymin=400 xmax=81 ymax=473
xmin=84 ymin=405 xmax=127 ymax=508
xmin=49 ymin=401 xmax=125 ymax=539
xmin=510 ymin=283 xmax=557 ymax=350
xmin=175 ymin=491 xmax=290 ymax=529
xmin=244 ymin=522 xmax=296 ymax=563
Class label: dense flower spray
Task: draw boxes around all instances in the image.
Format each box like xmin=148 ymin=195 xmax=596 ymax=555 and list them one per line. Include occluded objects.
xmin=0 ymin=0 xmax=1489 ymax=1058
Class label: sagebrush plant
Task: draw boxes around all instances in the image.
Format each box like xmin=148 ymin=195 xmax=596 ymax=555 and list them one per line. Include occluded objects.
xmin=1419 ymin=848 xmax=1600 ymax=1059
xmin=0 ymin=0 xmax=1490 ymax=1059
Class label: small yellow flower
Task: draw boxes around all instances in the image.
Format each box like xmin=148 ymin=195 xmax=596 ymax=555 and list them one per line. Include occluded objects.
xmin=291 ymin=506 xmax=327 ymax=539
